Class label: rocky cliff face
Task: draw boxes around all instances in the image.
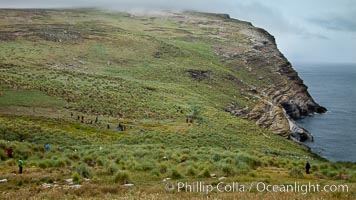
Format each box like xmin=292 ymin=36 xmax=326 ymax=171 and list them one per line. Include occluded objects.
xmin=202 ymin=13 xmax=327 ymax=142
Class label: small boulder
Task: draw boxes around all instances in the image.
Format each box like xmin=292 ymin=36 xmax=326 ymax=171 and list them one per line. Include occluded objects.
xmin=69 ymin=184 xmax=82 ymax=189
xmin=218 ymin=177 xmax=226 ymax=181
xmin=163 ymin=178 xmax=171 ymax=182
xmin=65 ymin=178 xmax=73 ymax=184
xmin=154 ymin=52 xmax=161 ymax=58
xmin=0 ymin=179 xmax=8 ymax=183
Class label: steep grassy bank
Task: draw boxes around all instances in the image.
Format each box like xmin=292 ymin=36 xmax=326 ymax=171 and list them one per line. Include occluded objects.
xmin=0 ymin=9 xmax=354 ymax=199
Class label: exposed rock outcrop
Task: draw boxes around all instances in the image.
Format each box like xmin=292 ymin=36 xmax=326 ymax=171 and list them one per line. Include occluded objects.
xmin=213 ymin=14 xmax=327 ymax=142
xmin=186 ymin=69 xmax=213 ymax=81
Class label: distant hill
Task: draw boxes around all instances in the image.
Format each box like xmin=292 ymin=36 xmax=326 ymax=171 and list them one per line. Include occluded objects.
xmin=1 ymin=9 xmax=351 ymax=200
xmin=0 ymin=9 xmax=325 ymax=141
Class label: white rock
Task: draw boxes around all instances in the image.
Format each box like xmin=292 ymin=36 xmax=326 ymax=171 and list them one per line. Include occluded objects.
xmin=210 ymin=174 xmax=217 ymax=178
xmin=65 ymin=178 xmax=73 ymax=183
xmin=218 ymin=177 xmax=226 ymax=181
xmin=123 ymin=183 xmax=134 ymax=187
xmin=69 ymin=184 xmax=82 ymax=189
xmin=42 ymin=183 xmax=52 ymax=188
xmin=0 ymin=179 xmax=7 ymax=183
xmin=163 ymin=178 xmax=171 ymax=182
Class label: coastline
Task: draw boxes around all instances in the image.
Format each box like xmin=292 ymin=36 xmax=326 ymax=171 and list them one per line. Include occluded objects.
xmin=294 ymin=63 xmax=356 ymax=162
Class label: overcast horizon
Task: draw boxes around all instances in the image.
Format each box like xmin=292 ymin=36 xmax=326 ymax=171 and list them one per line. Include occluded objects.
xmin=1 ymin=0 xmax=355 ymax=64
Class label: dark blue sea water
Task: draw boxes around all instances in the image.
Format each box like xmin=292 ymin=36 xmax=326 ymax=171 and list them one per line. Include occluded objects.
xmin=294 ymin=63 xmax=356 ymax=162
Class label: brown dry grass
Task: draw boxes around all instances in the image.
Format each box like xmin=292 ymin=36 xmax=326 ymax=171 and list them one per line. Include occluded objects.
xmin=1 ymin=184 xmax=354 ymax=200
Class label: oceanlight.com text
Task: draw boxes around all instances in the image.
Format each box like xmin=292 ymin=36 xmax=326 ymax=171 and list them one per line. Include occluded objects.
xmin=165 ymin=181 xmax=349 ymax=195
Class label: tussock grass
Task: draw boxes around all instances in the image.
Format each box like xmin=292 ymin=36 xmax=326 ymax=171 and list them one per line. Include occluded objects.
xmin=0 ymin=9 xmax=354 ymax=199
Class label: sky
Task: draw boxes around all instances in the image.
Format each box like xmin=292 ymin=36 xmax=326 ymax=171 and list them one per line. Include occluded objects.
xmin=1 ymin=0 xmax=355 ymax=64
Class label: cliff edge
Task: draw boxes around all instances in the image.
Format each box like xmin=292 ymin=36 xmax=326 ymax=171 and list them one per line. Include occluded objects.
xmin=204 ymin=13 xmax=327 ymax=141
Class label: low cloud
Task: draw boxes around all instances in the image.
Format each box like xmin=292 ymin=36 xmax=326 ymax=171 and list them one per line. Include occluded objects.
xmin=0 ymin=1 xmax=312 ymax=37
xmin=302 ymin=33 xmax=329 ymax=40
xmin=309 ymin=13 xmax=356 ymax=32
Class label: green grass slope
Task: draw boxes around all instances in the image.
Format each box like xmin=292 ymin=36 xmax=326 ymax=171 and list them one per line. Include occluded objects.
xmin=0 ymin=9 xmax=355 ymax=199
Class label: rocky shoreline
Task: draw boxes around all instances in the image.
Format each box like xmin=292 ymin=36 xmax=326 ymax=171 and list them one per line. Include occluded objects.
xmin=214 ymin=13 xmax=327 ymax=142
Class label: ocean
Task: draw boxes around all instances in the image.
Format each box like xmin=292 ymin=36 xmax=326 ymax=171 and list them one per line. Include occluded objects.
xmin=294 ymin=63 xmax=356 ymax=162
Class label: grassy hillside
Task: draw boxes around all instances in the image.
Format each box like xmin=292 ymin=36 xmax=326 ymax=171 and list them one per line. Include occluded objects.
xmin=0 ymin=9 xmax=355 ymax=199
